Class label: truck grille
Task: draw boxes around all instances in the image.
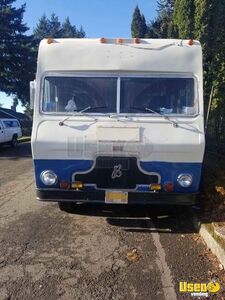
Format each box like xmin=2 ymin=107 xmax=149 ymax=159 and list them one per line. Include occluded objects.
xmin=75 ymin=157 xmax=158 ymax=190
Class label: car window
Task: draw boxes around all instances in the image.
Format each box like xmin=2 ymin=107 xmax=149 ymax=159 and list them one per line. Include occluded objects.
xmin=3 ymin=120 xmax=19 ymax=128
xmin=3 ymin=121 xmax=11 ymax=128
xmin=12 ymin=121 xmax=19 ymax=127
xmin=120 ymin=77 xmax=196 ymax=115
xmin=43 ymin=77 xmax=117 ymax=113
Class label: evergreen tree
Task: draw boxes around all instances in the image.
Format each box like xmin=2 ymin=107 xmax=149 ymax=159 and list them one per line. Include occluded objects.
xmin=131 ymin=5 xmax=147 ymax=38
xmin=34 ymin=14 xmax=86 ymax=41
xmin=146 ymin=0 xmax=177 ymax=38
xmin=157 ymin=0 xmax=174 ymax=23
xmin=49 ymin=13 xmax=61 ymax=38
xmin=34 ymin=13 xmax=62 ymax=40
xmin=174 ymin=0 xmax=195 ymax=38
xmin=140 ymin=14 xmax=147 ymax=37
xmin=146 ymin=20 xmax=162 ymax=38
xmin=0 ymin=0 xmax=36 ymax=106
xmin=77 ymin=26 xmax=86 ymax=38
xmin=61 ymin=17 xmax=86 ymax=38
xmin=61 ymin=17 xmax=77 ymax=37
xmin=159 ymin=0 xmax=177 ymax=38
xmin=33 ymin=14 xmax=50 ymax=40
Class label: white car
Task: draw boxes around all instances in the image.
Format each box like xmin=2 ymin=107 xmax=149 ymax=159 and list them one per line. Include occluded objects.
xmin=0 ymin=118 xmax=22 ymax=147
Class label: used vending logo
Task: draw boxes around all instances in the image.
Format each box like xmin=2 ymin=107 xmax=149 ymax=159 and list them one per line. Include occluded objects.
xmin=179 ymin=281 xmax=220 ymax=297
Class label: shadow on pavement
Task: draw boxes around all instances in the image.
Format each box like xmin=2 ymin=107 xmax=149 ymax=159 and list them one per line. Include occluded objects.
xmin=64 ymin=203 xmax=196 ymax=234
xmin=0 ymin=142 xmax=32 ymax=159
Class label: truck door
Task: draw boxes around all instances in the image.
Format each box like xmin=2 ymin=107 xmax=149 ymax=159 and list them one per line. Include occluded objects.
xmin=0 ymin=121 xmax=6 ymax=143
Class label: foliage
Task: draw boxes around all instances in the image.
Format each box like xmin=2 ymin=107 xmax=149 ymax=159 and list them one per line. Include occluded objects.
xmin=174 ymin=0 xmax=195 ymax=38
xmin=145 ymin=0 xmax=177 ymax=38
xmin=62 ymin=17 xmax=85 ymax=38
xmin=34 ymin=14 xmax=86 ymax=42
xmin=23 ymin=102 xmax=33 ymax=119
xmin=157 ymin=0 xmax=177 ymax=38
xmin=146 ymin=19 xmax=161 ymax=38
xmin=131 ymin=5 xmax=147 ymax=38
xmin=0 ymin=0 xmax=36 ymax=106
xmin=0 ymin=2 xmax=86 ymax=108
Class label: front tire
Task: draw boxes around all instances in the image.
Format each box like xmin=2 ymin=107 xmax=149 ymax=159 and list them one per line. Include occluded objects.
xmin=58 ymin=202 xmax=75 ymax=212
xmin=11 ymin=135 xmax=18 ymax=147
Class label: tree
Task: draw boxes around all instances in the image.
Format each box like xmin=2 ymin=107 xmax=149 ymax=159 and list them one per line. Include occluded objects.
xmin=48 ymin=13 xmax=62 ymax=38
xmin=131 ymin=5 xmax=147 ymax=38
xmin=61 ymin=17 xmax=86 ymax=38
xmin=146 ymin=0 xmax=177 ymax=39
xmin=34 ymin=14 xmax=86 ymax=42
xmin=34 ymin=13 xmax=61 ymax=40
xmin=157 ymin=0 xmax=174 ymax=15
xmin=157 ymin=0 xmax=176 ymax=37
xmin=0 ymin=0 xmax=36 ymax=106
xmin=174 ymin=0 xmax=195 ymax=38
xmin=61 ymin=17 xmax=77 ymax=37
xmin=78 ymin=26 xmax=85 ymax=38
xmin=146 ymin=19 xmax=162 ymax=38
xmin=33 ymin=14 xmax=50 ymax=41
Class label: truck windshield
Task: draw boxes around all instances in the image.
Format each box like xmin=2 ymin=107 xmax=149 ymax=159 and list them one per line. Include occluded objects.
xmin=42 ymin=76 xmax=197 ymax=116
xmin=120 ymin=77 xmax=196 ymax=115
xmin=42 ymin=77 xmax=117 ymax=113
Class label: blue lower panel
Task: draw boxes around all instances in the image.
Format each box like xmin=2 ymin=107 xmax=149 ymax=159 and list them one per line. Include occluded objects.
xmin=33 ymin=159 xmax=202 ymax=193
xmin=140 ymin=161 xmax=202 ymax=193
xmin=34 ymin=159 xmax=93 ymax=189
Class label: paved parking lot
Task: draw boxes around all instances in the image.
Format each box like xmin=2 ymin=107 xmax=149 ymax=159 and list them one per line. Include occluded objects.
xmin=0 ymin=142 xmax=224 ymax=300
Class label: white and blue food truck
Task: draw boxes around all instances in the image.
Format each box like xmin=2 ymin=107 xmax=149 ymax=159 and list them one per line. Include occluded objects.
xmin=30 ymin=38 xmax=205 ymax=210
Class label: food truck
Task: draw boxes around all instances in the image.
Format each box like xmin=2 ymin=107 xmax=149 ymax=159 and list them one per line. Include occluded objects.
xmin=30 ymin=38 xmax=205 ymax=211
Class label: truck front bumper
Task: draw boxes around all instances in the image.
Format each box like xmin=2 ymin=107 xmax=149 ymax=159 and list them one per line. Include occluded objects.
xmin=36 ymin=189 xmax=197 ymax=205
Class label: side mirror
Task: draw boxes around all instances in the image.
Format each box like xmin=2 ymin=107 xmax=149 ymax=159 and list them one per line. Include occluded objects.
xmin=30 ymin=80 xmax=36 ymax=109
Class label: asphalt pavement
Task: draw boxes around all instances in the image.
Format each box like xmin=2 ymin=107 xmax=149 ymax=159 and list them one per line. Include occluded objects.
xmin=0 ymin=142 xmax=224 ymax=300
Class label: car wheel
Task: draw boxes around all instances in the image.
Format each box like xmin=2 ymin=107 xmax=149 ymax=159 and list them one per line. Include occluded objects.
xmin=11 ymin=135 xmax=18 ymax=147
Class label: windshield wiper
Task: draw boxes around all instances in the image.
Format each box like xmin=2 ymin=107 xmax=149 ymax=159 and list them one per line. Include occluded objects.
xmin=130 ymin=106 xmax=178 ymax=127
xmin=145 ymin=107 xmax=178 ymax=127
xmin=59 ymin=106 xmax=93 ymax=126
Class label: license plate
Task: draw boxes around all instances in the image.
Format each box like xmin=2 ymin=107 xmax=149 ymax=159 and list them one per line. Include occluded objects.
xmin=105 ymin=191 xmax=128 ymax=204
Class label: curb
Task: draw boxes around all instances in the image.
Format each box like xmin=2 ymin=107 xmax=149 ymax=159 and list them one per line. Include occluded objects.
xmin=192 ymin=213 xmax=225 ymax=269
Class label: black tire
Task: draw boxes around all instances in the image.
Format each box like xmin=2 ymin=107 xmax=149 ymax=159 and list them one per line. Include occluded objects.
xmin=11 ymin=135 xmax=18 ymax=147
xmin=58 ymin=202 xmax=75 ymax=213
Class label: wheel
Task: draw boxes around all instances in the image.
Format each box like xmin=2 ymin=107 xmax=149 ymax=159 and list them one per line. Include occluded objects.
xmin=58 ymin=202 xmax=75 ymax=212
xmin=11 ymin=135 xmax=18 ymax=147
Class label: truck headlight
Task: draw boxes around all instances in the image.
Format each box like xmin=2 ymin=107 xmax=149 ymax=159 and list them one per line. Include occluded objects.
xmin=40 ymin=170 xmax=58 ymax=186
xmin=177 ymin=174 xmax=192 ymax=188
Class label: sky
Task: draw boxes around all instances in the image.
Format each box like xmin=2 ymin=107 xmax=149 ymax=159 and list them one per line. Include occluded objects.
xmin=1 ymin=0 xmax=158 ymax=112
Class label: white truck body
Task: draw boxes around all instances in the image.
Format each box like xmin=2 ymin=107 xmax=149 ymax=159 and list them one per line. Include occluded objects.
xmin=31 ymin=38 xmax=205 ymax=205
